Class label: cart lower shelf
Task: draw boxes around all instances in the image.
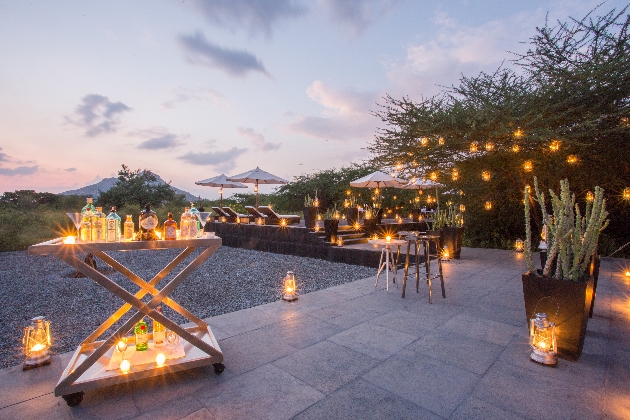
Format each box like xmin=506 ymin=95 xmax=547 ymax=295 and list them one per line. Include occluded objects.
xmin=55 ymin=325 xmax=224 ymax=403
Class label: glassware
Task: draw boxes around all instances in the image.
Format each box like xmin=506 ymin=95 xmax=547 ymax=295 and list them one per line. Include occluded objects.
xmin=189 ymin=202 xmax=201 ymax=236
xmin=81 ymin=197 xmax=96 ymax=215
xmin=80 ymin=214 xmax=91 ymax=242
xmin=106 ymin=207 xmax=121 ymax=242
xmin=124 ymin=215 xmax=134 ymax=241
xmin=115 ymin=337 xmax=128 ymax=366
xmin=152 ymin=306 xmax=165 ymax=346
xmin=164 ymin=212 xmax=177 ymax=240
xmin=165 ymin=330 xmax=179 ymax=355
xmin=66 ymin=212 xmax=83 ymax=238
xmin=91 ymin=207 xmax=106 ymax=242
xmin=196 ymin=212 xmax=211 ymax=233
xmin=180 ymin=207 xmax=191 ymax=240
xmin=138 ymin=205 xmax=159 ymax=241
xmin=134 ymin=319 xmax=149 ymax=351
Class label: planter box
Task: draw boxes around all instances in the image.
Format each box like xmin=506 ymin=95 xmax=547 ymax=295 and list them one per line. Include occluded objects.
xmin=303 ymin=207 xmax=317 ymax=229
xmin=324 ymin=219 xmax=339 ymax=243
xmin=442 ymin=226 xmax=464 ymax=259
xmin=346 ymin=208 xmax=359 ymax=226
xmin=521 ymin=272 xmax=594 ymax=361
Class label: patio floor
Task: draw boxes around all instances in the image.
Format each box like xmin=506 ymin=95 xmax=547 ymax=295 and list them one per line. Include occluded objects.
xmin=1 ymin=248 xmax=629 ymax=419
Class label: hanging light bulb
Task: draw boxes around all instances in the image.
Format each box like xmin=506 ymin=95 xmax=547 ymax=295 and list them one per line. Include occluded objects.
xmin=523 ymin=160 xmax=533 ymax=172
xmin=485 ymin=142 xmax=494 ymax=151
xmin=430 ymin=172 xmax=438 ymax=181
xmin=586 ymin=191 xmax=594 ymax=202
xmin=485 ymin=201 xmax=493 ymax=210
xmin=549 ymin=140 xmax=560 ymax=152
xmin=567 ymin=155 xmax=578 ymax=164
xmin=623 ymin=187 xmax=630 ymax=200
xmin=482 ymin=171 xmax=491 ymax=181
xmin=452 ymin=169 xmax=459 ymax=181
xmin=420 ymin=137 xmax=428 ymax=146
xmin=470 ymin=142 xmax=478 ymax=153
xmin=438 ymin=136 xmax=445 ymax=145
xmin=514 ymin=127 xmax=524 ymax=138
xmin=396 ymin=162 xmax=403 ymax=171
xmin=512 ymin=144 xmax=520 ymax=153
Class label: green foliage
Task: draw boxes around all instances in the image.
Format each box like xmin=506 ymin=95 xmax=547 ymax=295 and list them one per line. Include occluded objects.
xmin=368 ymin=6 xmax=630 ymax=254
xmin=97 ymin=164 xmax=183 ymax=209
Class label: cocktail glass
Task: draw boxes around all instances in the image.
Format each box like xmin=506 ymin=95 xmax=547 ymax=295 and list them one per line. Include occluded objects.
xmin=66 ymin=212 xmax=83 ymax=239
xmin=196 ymin=212 xmax=211 ymax=232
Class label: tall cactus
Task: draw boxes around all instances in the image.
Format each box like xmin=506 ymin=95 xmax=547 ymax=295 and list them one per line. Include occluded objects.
xmin=525 ymin=178 xmax=608 ymax=281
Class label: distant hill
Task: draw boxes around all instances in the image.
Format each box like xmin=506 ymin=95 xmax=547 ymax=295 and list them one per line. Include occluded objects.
xmin=60 ymin=176 xmax=198 ymax=202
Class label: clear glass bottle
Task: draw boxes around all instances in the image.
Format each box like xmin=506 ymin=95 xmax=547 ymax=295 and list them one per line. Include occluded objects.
xmin=153 ymin=306 xmax=165 ymax=346
xmin=189 ymin=202 xmax=201 ymax=236
xmin=134 ymin=319 xmax=149 ymax=351
xmin=106 ymin=206 xmax=121 ymax=242
xmin=80 ymin=214 xmax=91 ymax=242
xmin=180 ymin=207 xmax=191 ymax=240
xmin=124 ymin=215 xmax=134 ymax=241
xmin=81 ymin=197 xmax=96 ymax=215
xmin=164 ymin=212 xmax=177 ymax=240
xmin=91 ymin=207 xmax=106 ymax=242
xmin=138 ymin=205 xmax=159 ymax=241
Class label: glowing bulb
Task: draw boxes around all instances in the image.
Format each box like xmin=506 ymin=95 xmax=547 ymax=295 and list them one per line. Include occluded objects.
xmin=623 ymin=187 xmax=630 ymax=200
xmin=567 ymin=155 xmax=578 ymax=164
xmin=470 ymin=142 xmax=478 ymax=153
xmin=549 ymin=140 xmax=560 ymax=151
xmin=512 ymin=144 xmax=520 ymax=153
xmin=386 ymin=235 xmax=391 ymax=242
xmin=430 ymin=172 xmax=438 ymax=181
xmin=420 ymin=137 xmax=428 ymax=146
xmin=452 ymin=169 xmax=459 ymax=181
xmin=396 ymin=162 xmax=402 ymax=171
xmin=485 ymin=201 xmax=492 ymax=210
xmin=120 ymin=359 xmax=131 ymax=373
xmin=523 ymin=160 xmax=533 ymax=172
xmin=482 ymin=171 xmax=491 ymax=181
xmin=485 ymin=142 xmax=494 ymax=151
xmin=514 ymin=127 xmax=523 ymax=138
xmin=459 ymin=204 xmax=466 ymax=212
xmin=438 ymin=136 xmax=445 ymax=145
xmin=625 ymin=270 xmax=630 ymax=277
xmin=63 ymin=236 xmax=76 ymax=244
xmin=156 ymin=353 xmax=166 ymax=368
xmin=280 ymin=219 xmax=288 ymax=226
xmin=586 ymin=191 xmax=594 ymax=202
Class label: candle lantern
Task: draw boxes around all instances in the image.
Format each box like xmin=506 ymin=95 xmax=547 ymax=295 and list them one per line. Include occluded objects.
xmin=430 ymin=172 xmax=438 ymax=181
xmin=452 ymin=169 xmax=459 ymax=181
xmin=282 ymin=271 xmax=298 ymax=302
xmin=485 ymin=142 xmax=494 ymax=151
xmin=515 ymin=239 xmax=524 ymax=252
xmin=567 ymin=154 xmax=578 ymax=164
xmin=236 ymin=217 xmax=241 ymax=224
xmin=420 ymin=137 xmax=428 ymax=146
xmin=313 ymin=224 xmax=320 ymax=233
xmin=470 ymin=142 xmax=478 ymax=153
xmin=313 ymin=197 xmax=319 ymax=207
xmin=512 ymin=144 xmax=520 ymax=153
xmin=280 ymin=218 xmax=288 ymax=227
xmin=623 ymin=187 xmax=630 ymax=200
xmin=256 ymin=217 xmax=264 ymax=226
xmin=523 ymin=160 xmax=533 ymax=172
xmin=586 ymin=191 xmax=594 ymax=202
xmin=337 ymin=237 xmax=344 ymax=247
xmin=529 ymin=312 xmax=558 ymax=366
xmin=485 ymin=201 xmax=492 ymax=210
xmin=22 ymin=316 xmax=52 ymax=370
xmin=63 ymin=236 xmax=76 ymax=244
xmin=442 ymin=246 xmax=450 ymax=261
xmin=482 ymin=171 xmax=491 ymax=181
xmin=438 ymin=136 xmax=445 ymax=145
xmin=459 ymin=204 xmax=466 ymax=213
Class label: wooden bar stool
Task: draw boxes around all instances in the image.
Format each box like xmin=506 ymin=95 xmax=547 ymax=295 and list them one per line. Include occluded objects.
xmin=421 ymin=234 xmax=445 ymax=304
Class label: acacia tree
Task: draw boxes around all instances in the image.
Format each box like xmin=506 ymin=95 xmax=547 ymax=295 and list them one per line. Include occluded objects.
xmin=368 ymin=6 xmax=630 ymax=252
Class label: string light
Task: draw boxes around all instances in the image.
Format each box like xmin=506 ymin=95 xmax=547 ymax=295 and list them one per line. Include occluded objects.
xmin=420 ymin=137 xmax=428 ymax=146
xmin=514 ymin=127 xmax=523 ymax=138
xmin=438 ymin=136 xmax=445 ymax=145
xmin=459 ymin=204 xmax=466 ymax=212
xmin=396 ymin=162 xmax=402 ymax=171
xmin=549 ymin=140 xmax=560 ymax=152
xmin=485 ymin=142 xmax=494 ymax=151
xmin=430 ymin=172 xmax=438 ymax=181
xmin=482 ymin=171 xmax=491 ymax=181
xmin=586 ymin=191 xmax=594 ymax=202
xmin=413 ymin=160 xmax=418 ymax=167
xmin=567 ymin=155 xmax=578 ymax=164
xmin=623 ymin=187 xmax=630 ymax=200
xmin=485 ymin=201 xmax=493 ymax=210
xmin=452 ymin=169 xmax=459 ymax=181
xmin=470 ymin=142 xmax=478 ymax=153
xmin=523 ymin=160 xmax=533 ymax=172
xmin=512 ymin=144 xmax=520 ymax=153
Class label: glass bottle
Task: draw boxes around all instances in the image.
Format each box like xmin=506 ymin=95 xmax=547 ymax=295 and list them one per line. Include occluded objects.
xmin=164 ymin=212 xmax=177 ymax=240
xmin=134 ymin=319 xmax=149 ymax=351
xmin=180 ymin=207 xmax=191 ymax=240
xmin=81 ymin=197 xmax=96 ymax=215
xmin=106 ymin=206 xmax=121 ymax=243
xmin=189 ymin=202 xmax=201 ymax=236
xmin=137 ymin=205 xmax=159 ymax=241
xmin=124 ymin=215 xmax=134 ymax=241
xmin=91 ymin=207 xmax=106 ymax=242
xmin=153 ymin=306 xmax=165 ymax=346
xmin=80 ymin=214 xmax=91 ymax=242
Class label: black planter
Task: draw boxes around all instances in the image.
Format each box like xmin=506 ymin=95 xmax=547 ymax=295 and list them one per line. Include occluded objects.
xmin=589 ymin=253 xmax=601 ymax=318
xmin=303 ymin=207 xmax=317 ymax=229
xmin=521 ymin=272 xmax=594 ymax=361
xmin=324 ymin=219 xmax=339 ymax=243
xmin=442 ymin=226 xmax=464 ymax=259
xmin=363 ymin=218 xmax=378 ymax=236
xmin=346 ymin=208 xmax=359 ymax=226
xmin=376 ymin=208 xmax=384 ymax=224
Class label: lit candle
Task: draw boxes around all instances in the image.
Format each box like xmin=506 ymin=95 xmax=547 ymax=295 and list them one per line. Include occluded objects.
xmin=116 ymin=340 xmax=126 ymax=352
xmin=63 ymin=236 xmax=76 ymax=244
xmin=156 ymin=353 xmax=166 ymax=368
xmin=386 ymin=235 xmax=391 ymax=242
xmin=120 ymin=359 xmax=131 ymax=373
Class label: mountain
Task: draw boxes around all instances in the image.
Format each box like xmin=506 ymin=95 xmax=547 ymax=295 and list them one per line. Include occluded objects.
xmin=60 ymin=176 xmax=198 ymax=202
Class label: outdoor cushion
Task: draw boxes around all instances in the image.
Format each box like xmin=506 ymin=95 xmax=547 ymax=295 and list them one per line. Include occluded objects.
xmin=222 ymin=207 xmax=249 ymax=219
xmin=245 ymin=206 xmax=267 ymax=219
xmin=257 ymin=206 xmax=300 ymax=224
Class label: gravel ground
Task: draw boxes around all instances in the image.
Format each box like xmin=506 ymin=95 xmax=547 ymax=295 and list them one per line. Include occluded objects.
xmin=0 ymin=247 xmax=376 ymax=369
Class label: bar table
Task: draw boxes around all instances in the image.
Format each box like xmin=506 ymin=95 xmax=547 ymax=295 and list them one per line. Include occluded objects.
xmin=27 ymin=237 xmax=224 ymax=407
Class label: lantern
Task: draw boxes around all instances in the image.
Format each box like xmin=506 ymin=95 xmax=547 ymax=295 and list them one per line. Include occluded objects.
xmin=470 ymin=142 xmax=478 ymax=153
xmin=567 ymin=155 xmax=578 ymax=164
xmin=22 ymin=316 xmax=52 ymax=370
xmin=280 ymin=219 xmax=288 ymax=227
xmin=512 ymin=144 xmax=520 ymax=153
xmin=485 ymin=201 xmax=492 ymax=210
xmin=452 ymin=169 xmax=459 ymax=181
xmin=254 ymin=185 xmax=258 ymax=193
xmin=313 ymin=224 xmax=320 ymax=233
xmin=220 ymin=216 xmax=226 ymax=223
xmin=442 ymin=246 xmax=450 ymax=261
xmin=386 ymin=235 xmax=392 ymax=242
xmin=413 ymin=160 xmax=418 ymax=167
xmin=623 ymin=187 xmax=630 ymax=200
xmin=438 ymin=136 xmax=445 ymax=145
xmin=120 ymin=359 xmax=131 ymax=374
xmin=63 ymin=236 xmax=76 ymax=244
xmin=523 ymin=160 xmax=533 ymax=172
xmin=313 ymin=197 xmax=320 ymax=207
xmin=515 ymin=239 xmax=524 ymax=252
xmin=317 ymin=214 xmax=322 ymax=221
xmin=354 ymin=222 xmax=361 ymax=230
xmin=337 ymin=237 xmax=344 ymax=247
xmin=420 ymin=137 xmax=428 ymax=146
xmin=459 ymin=204 xmax=466 ymax=212
xmin=482 ymin=171 xmax=491 ymax=182
xmin=236 ymin=217 xmax=241 ymax=224
xmin=485 ymin=142 xmax=494 ymax=151
xmin=156 ymin=353 xmax=166 ymax=368
xmin=372 ymin=233 xmax=378 ymax=240
xmin=282 ymin=271 xmax=298 ymax=302
xmin=529 ymin=312 xmax=557 ymax=366
xmin=549 ymin=140 xmax=560 ymax=152
xmin=586 ymin=191 xmax=594 ymax=202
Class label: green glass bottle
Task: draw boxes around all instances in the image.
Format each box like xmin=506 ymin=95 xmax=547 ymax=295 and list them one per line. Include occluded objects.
xmin=189 ymin=202 xmax=201 ymax=235
xmin=134 ymin=319 xmax=149 ymax=351
xmin=106 ymin=206 xmax=121 ymax=242
xmin=81 ymin=197 xmax=96 ymax=215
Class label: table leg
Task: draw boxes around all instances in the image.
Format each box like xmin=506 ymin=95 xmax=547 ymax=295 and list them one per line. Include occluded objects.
xmin=375 ymin=248 xmax=385 ymax=287
xmin=402 ymin=241 xmax=411 ymax=298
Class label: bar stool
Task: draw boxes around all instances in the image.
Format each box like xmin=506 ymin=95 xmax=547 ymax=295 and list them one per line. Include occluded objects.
xmin=401 ymin=233 xmax=421 ymax=299
xmin=402 ymin=234 xmax=445 ymax=303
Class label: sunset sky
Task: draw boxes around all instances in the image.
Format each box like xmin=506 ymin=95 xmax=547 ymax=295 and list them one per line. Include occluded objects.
xmin=0 ymin=0 xmax=625 ymax=199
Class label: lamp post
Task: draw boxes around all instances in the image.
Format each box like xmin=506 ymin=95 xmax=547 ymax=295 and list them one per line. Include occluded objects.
xmin=22 ymin=316 xmax=52 ymax=370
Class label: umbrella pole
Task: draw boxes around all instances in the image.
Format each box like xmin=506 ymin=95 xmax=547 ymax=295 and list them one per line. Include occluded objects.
xmin=435 ymin=186 xmax=440 ymax=213
xmin=255 ymin=181 xmax=259 ymax=209
xmin=220 ymin=191 xmax=223 ymax=209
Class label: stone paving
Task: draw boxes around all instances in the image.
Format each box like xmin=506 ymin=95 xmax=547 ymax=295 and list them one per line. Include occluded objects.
xmin=1 ymin=248 xmax=629 ymax=419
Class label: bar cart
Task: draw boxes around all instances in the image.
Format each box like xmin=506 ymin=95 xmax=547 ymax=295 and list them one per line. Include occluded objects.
xmin=27 ymin=237 xmax=224 ymax=407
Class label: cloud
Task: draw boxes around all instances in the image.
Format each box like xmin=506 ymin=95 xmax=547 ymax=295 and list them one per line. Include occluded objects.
xmin=178 ymin=32 xmax=270 ymax=78
xmin=318 ymin=0 xmax=398 ymax=36
xmin=138 ymin=134 xmax=182 ymax=150
xmin=65 ymin=167 xmax=77 ymax=172
xmin=162 ymin=86 xmax=230 ymax=109
xmin=188 ymin=0 xmax=306 ymax=38
xmin=284 ymin=80 xmax=380 ymax=141
xmin=0 ymin=165 xmax=38 ymax=176
xmin=386 ymin=10 xmax=538 ymax=98
xmin=0 ymin=152 xmax=8 ymax=162
xmin=178 ymin=147 xmax=247 ymax=172
xmin=237 ymin=127 xmax=281 ymax=151
xmin=88 ymin=175 xmax=103 ymax=184
xmin=66 ymin=94 xmax=132 ymax=137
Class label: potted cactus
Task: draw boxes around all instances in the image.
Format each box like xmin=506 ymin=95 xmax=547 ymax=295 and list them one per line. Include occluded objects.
xmin=442 ymin=204 xmax=465 ymax=259
xmin=522 ymin=178 xmax=608 ymax=361
xmin=323 ymin=206 xmax=340 ymax=243
xmin=344 ymin=193 xmax=359 ymax=226
xmin=303 ymin=194 xmax=317 ymax=229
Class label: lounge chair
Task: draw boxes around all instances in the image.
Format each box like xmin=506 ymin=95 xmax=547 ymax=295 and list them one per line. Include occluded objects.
xmin=245 ymin=206 xmax=267 ymax=220
xmin=222 ymin=207 xmax=250 ymax=223
xmin=257 ymin=206 xmax=300 ymax=225
xmin=212 ymin=207 xmax=230 ymax=219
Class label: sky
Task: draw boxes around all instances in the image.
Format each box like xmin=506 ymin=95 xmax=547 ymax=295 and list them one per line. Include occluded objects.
xmin=0 ymin=0 xmax=626 ymax=199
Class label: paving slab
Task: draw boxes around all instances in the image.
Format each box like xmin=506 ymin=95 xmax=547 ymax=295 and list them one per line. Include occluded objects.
xmin=328 ymin=322 xmax=418 ymax=360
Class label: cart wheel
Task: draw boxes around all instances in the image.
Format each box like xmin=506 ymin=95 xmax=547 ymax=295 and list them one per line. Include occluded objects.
xmin=62 ymin=391 xmax=84 ymax=407
xmin=213 ymin=363 xmax=225 ymax=375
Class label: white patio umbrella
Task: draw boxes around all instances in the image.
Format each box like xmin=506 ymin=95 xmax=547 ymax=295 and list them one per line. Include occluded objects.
xmin=226 ymin=167 xmax=289 ymax=208
xmin=349 ymin=171 xmax=407 ymax=189
xmin=195 ymin=174 xmax=248 ymax=208
xmin=400 ymin=178 xmax=445 ymax=212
